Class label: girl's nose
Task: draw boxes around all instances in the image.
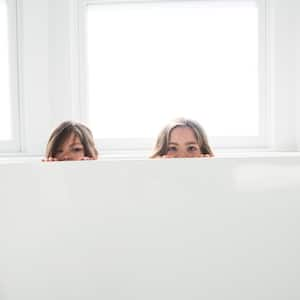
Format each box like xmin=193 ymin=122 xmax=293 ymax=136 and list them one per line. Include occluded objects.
xmin=61 ymin=153 xmax=70 ymax=161
xmin=177 ymin=151 xmax=187 ymax=158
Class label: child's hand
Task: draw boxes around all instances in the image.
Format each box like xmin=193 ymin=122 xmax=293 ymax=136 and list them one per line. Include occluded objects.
xmin=80 ymin=156 xmax=96 ymax=160
xmin=199 ymin=153 xmax=214 ymax=158
xmin=162 ymin=153 xmax=214 ymax=158
xmin=42 ymin=157 xmax=58 ymax=162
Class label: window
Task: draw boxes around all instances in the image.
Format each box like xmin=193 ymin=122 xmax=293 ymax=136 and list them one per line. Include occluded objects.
xmin=0 ymin=0 xmax=19 ymax=152
xmin=0 ymin=0 xmax=297 ymax=158
xmin=82 ymin=0 xmax=268 ymax=152
xmin=0 ymin=0 xmax=12 ymax=140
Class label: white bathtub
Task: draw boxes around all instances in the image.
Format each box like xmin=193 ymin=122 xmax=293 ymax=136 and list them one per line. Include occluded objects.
xmin=0 ymin=157 xmax=300 ymax=300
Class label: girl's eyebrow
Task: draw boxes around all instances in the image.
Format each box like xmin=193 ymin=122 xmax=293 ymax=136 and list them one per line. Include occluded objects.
xmin=185 ymin=142 xmax=198 ymax=145
xmin=69 ymin=142 xmax=83 ymax=147
xmin=168 ymin=142 xmax=198 ymax=145
xmin=169 ymin=142 xmax=198 ymax=145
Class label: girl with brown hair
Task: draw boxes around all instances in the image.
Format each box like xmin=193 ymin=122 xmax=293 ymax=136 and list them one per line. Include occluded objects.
xmin=44 ymin=121 xmax=98 ymax=161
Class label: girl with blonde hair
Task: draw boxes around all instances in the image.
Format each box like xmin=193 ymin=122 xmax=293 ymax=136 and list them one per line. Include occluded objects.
xmin=151 ymin=118 xmax=213 ymax=159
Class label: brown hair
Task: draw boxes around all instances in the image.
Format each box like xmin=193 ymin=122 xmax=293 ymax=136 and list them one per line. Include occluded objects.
xmin=45 ymin=121 xmax=98 ymax=159
xmin=150 ymin=117 xmax=213 ymax=158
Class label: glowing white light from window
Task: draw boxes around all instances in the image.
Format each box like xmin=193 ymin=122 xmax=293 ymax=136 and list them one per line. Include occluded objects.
xmin=87 ymin=1 xmax=259 ymax=138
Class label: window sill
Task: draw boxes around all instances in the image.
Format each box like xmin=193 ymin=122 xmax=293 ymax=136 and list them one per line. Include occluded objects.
xmin=0 ymin=150 xmax=300 ymax=163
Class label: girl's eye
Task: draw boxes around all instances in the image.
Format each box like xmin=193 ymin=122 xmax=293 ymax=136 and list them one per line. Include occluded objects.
xmin=72 ymin=147 xmax=84 ymax=153
xmin=56 ymin=150 xmax=63 ymax=154
xmin=187 ymin=146 xmax=199 ymax=152
xmin=167 ymin=146 xmax=177 ymax=152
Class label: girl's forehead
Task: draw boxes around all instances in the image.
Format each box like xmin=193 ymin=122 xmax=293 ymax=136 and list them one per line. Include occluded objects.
xmin=169 ymin=126 xmax=197 ymax=140
xmin=62 ymin=132 xmax=82 ymax=146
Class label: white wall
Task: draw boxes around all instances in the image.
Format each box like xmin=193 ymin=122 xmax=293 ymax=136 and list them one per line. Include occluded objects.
xmin=294 ymin=0 xmax=300 ymax=150
xmin=269 ymin=0 xmax=299 ymax=150
xmin=19 ymin=0 xmax=51 ymax=153
xmin=19 ymin=0 xmax=76 ymax=154
xmin=1 ymin=157 xmax=300 ymax=299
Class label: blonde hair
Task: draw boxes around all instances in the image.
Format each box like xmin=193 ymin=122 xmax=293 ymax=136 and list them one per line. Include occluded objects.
xmin=150 ymin=118 xmax=213 ymax=158
xmin=45 ymin=121 xmax=98 ymax=159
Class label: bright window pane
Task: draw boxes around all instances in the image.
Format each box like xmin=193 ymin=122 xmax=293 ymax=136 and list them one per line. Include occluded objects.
xmin=0 ymin=0 xmax=12 ymax=140
xmin=87 ymin=1 xmax=259 ymax=139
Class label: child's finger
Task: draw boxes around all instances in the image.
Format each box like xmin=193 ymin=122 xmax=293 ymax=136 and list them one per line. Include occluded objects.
xmin=42 ymin=157 xmax=57 ymax=162
xmin=199 ymin=154 xmax=213 ymax=158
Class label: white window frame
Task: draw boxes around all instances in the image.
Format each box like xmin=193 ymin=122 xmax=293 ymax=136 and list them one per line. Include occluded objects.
xmin=0 ymin=0 xmax=21 ymax=152
xmin=0 ymin=0 xmax=298 ymax=158
xmin=73 ymin=0 xmax=271 ymax=156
